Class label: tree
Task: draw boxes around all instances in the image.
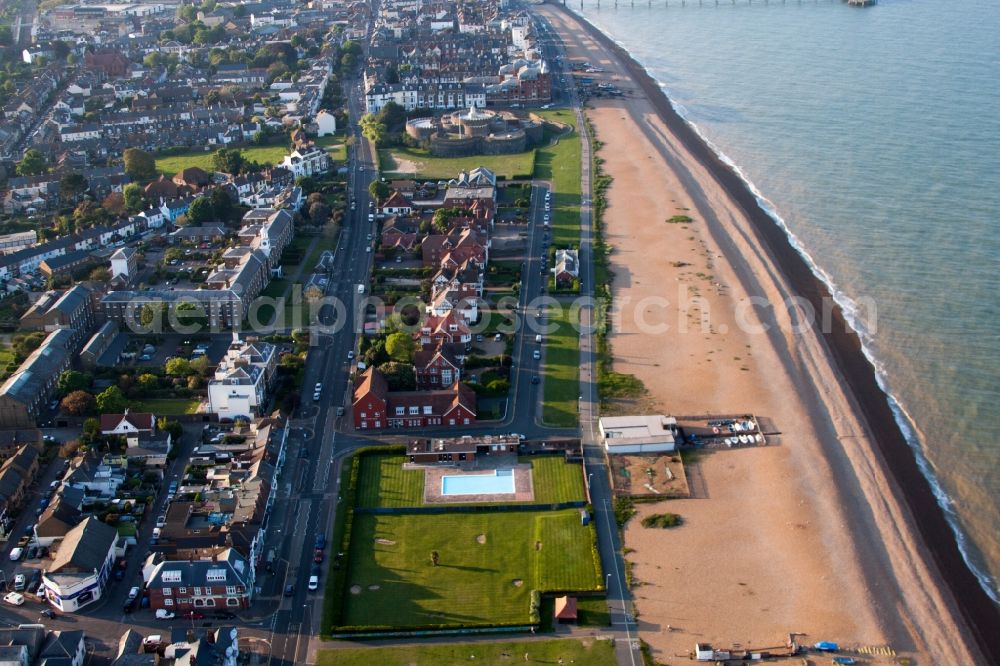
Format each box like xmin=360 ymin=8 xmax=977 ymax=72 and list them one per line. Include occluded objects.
xmin=385 ymin=331 xmax=415 ymax=363
xmin=212 ymin=147 xmax=245 ymax=174
xmin=210 ymin=187 xmax=234 ymax=221
xmin=368 ymin=180 xmax=391 ymax=203
xmin=88 ymin=267 xmax=111 ymax=282
xmin=378 ymin=361 xmax=416 ymax=391
xmin=295 ymin=176 xmax=317 ymax=195
xmin=123 ymin=148 xmax=157 ymax=181
xmin=185 ymin=197 xmax=214 ymax=224
xmin=158 ymin=418 xmax=183 ymax=442
xmin=190 ymin=355 xmax=210 ymax=376
xmin=95 ymin=386 xmax=129 ymax=414
xmin=138 ymin=373 xmax=160 ymax=391
xmin=58 ymin=370 xmax=91 ymax=395
xmin=165 ymin=357 xmax=193 ymax=377
xmin=61 ymin=390 xmax=95 ymax=416
xmin=309 ymin=201 xmax=331 ymax=224
xmin=377 ymin=101 xmax=406 ymax=131
xmin=59 ymin=173 xmax=88 ymax=205
xmin=123 ymin=183 xmax=147 ymax=213
xmin=176 ymin=4 xmax=197 ymax=21
xmin=15 ymin=149 xmax=46 ymax=176
xmin=102 ymin=191 xmax=126 ymax=217
xmin=73 ymin=200 xmax=107 ymax=228
xmin=359 ymin=114 xmax=385 ymax=145
xmin=140 ymin=303 xmax=165 ymax=329
xmin=384 ymin=65 xmax=399 ymax=84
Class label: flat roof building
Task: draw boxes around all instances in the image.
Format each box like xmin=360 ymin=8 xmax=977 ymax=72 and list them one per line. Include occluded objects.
xmin=598 ymin=415 xmax=678 ymax=454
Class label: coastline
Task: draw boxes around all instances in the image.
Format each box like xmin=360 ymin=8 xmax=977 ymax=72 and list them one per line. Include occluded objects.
xmin=540 ymin=2 xmax=1000 ymax=662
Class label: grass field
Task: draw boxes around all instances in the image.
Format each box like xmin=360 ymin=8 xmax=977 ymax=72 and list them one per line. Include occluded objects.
xmin=315 ymin=638 xmax=614 ymax=666
xmin=155 ymin=144 xmax=291 ymax=177
xmin=522 ymin=454 xmax=585 ymax=504
xmin=542 ymin=305 xmax=582 ymax=427
xmin=355 ymin=454 xmax=424 ymax=508
xmin=379 ymin=147 xmax=536 ymax=180
xmin=0 ymin=344 xmax=16 ymax=381
xmin=342 ymin=509 xmax=602 ymax=629
xmin=533 ymin=109 xmax=582 ymax=249
xmin=354 ymin=454 xmax=585 ymax=508
xmin=131 ymin=398 xmax=201 ymax=415
xmin=316 ymin=135 xmax=348 ymax=162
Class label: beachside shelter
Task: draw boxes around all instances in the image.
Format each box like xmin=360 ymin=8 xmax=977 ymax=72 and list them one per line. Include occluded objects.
xmin=598 ymin=415 xmax=678 ymax=454
xmin=554 ymin=596 xmax=577 ymax=623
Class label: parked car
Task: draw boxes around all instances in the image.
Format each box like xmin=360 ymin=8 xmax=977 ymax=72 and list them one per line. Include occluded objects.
xmin=8 ymin=547 xmax=23 ymax=561
xmin=314 ymin=535 xmax=326 ymax=550
xmin=3 ymin=592 xmax=24 ymax=606
xmin=40 ymin=608 xmax=56 ymax=619
xmin=155 ymin=609 xmax=175 ymax=620
xmin=313 ymin=549 xmax=324 ymax=564
xmin=532 ymin=376 xmax=540 ymax=385
xmin=213 ymin=611 xmax=236 ymax=620
xmin=127 ymin=586 xmax=141 ymax=600
xmin=308 ymin=575 xmax=319 ymax=591
xmin=13 ymin=574 xmax=25 ymax=591
xmin=284 ymin=584 xmax=294 ymax=597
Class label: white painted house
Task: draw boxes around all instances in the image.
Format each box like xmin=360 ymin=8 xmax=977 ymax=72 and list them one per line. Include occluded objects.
xmin=314 ymin=110 xmax=337 ymax=136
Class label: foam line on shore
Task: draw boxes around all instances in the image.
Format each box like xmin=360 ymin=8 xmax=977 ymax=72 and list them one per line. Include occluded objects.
xmin=551 ymin=2 xmax=1000 ymax=658
xmin=657 ymin=79 xmax=1000 ymax=607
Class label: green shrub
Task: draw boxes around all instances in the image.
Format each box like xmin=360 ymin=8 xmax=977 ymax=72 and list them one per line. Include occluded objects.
xmin=641 ymin=513 xmax=683 ymax=529
xmin=613 ymin=497 xmax=636 ymax=528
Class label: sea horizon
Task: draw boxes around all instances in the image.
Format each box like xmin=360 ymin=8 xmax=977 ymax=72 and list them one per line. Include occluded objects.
xmin=566 ymin=0 xmax=1000 ymax=602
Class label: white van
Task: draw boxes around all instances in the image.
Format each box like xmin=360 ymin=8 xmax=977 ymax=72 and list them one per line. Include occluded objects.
xmin=357 ymin=284 xmax=365 ymax=294
xmin=8 ymin=547 xmax=23 ymax=561
xmin=535 ymin=335 xmax=543 ymax=343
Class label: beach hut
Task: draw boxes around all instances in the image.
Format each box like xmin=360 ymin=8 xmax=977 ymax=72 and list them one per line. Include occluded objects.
xmin=553 ymin=596 xmax=577 ymax=623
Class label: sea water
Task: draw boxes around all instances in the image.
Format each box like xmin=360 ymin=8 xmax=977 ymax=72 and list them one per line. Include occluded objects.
xmin=568 ymin=0 xmax=1000 ymax=600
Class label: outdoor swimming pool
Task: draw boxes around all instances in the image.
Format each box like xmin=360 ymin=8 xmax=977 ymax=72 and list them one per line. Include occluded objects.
xmin=441 ymin=469 xmax=515 ymax=496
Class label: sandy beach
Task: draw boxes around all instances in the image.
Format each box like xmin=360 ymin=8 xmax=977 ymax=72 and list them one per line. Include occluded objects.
xmin=536 ymin=4 xmax=989 ymax=664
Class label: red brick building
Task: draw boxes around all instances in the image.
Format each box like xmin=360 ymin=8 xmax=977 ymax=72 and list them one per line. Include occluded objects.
xmin=413 ymin=344 xmax=462 ymax=389
xmin=145 ymin=548 xmax=252 ymax=612
xmin=352 ymin=368 xmax=476 ymax=430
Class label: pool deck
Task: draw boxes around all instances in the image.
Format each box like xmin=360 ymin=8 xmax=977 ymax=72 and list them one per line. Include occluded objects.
xmin=423 ymin=464 xmax=535 ymax=504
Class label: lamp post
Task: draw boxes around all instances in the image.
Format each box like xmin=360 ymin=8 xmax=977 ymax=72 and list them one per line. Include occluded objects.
xmin=606 ymin=573 xmax=611 ymax=590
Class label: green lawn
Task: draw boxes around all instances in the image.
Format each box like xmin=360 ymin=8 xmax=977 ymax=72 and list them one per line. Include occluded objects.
xmin=131 ymin=398 xmax=202 ymax=415
xmin=316 ymin=638 xmax=614 ymax=666
xmin=355 ymin=454 xmax=425 ymax=508
xmin=542 ymin=306 xmax=581 ymax=427
xmin=155 ymin=144 xmax=291 ymax=177
xmin=316 ymin=135 xmax=348 ymax=162
xmin=577 ymin=595 xmax=612 ymax=627
xmin=533 ymin=109 xmax=583 ymax=249
xmin=379 ymin=147 xmax=536 ymax=180
xmin=341 ymin=509 xmax=602 ymax=629
xmin=523 ymin=454 xmax=586 ymax=504
xmin=355 ymin=454 xmax=586 ymax=508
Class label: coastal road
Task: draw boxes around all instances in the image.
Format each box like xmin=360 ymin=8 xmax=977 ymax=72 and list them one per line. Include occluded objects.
xmin=534 ymin=11 xmax=645 ymax=666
